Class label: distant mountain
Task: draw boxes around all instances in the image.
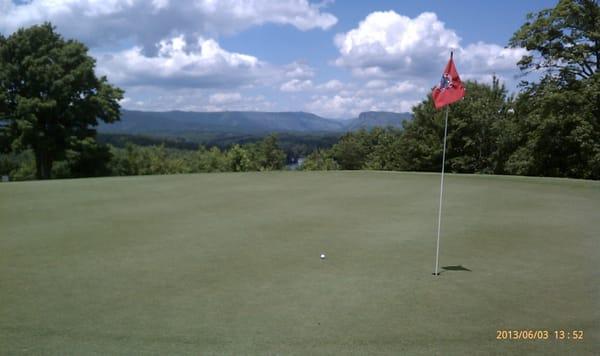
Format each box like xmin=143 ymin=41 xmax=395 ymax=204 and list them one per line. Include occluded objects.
xmin=97 ymin=110 xmax=412 ymax=136
xmin=344 ymin=111 xmax=412 ymax=131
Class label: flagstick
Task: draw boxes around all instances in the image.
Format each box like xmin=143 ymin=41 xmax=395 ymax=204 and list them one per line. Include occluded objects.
xmin=433 ymin=105 xmax=450 ymax=276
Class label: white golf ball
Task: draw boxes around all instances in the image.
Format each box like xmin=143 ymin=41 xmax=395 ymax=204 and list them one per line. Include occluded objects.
xmin=320 ymin=254 xmax=326 ymax=259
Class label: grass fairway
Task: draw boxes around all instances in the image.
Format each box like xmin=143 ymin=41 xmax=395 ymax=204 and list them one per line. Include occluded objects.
xmin=1 ymin=171 xmax=598 ymax=355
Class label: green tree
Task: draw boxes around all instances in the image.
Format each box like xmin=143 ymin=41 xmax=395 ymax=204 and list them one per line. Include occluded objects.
xmin=0 ymin=23 xmax=123 ymax=179
xmin=107 ymin=144 xmax=192 ymax=176
xmin=401 ymin=79 xmax=510 ymax=174
xmin=66 ymin=138 xmax=112 ymax=178
xmin=363 ymin=128 xmax=405 ymax=171
xmin=203 ymin=146 xmax=228 ymax=172
xmin=509 ymin=0 xmax=599 ymax=80
xmin=0 ymin=150 xmax=35 ymax=180
xmin=257 ymin=134 xmax=286 ymax=170
xmin=506 ymin=0 xmax=600 ymax=179
xmin=504 ymin=75 xmax=600 ymax=178
xmin=301 ymin=149 xmax=339 ymax=171
xmin=146 ymin=145 xmax=189 ymax=175
xmin=331 ymin=130 xmax=370 ymax=170
xmin=227 ymin=144 xmax=252 ymax=172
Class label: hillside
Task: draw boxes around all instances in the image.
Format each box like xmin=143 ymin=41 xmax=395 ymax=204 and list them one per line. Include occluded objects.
xmin=97 ymin=110 xmax=411 ymax=136
xmin=1 ymin=172 xmax=597 ymax=354
xmin=344 ymin=111 xmax=412 ymax=130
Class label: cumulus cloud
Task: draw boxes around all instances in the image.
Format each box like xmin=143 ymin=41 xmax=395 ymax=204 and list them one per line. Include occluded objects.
xmin=280 ymin=79 xmax=313 ymax=92
xmin=460 ymin=42 xmax=528 ymax=74
xmin=381 ymin=81 xmax=419 ymax=95
xmin=365 ymin=80 xmax=388 ymax=89
xmin=316 ymin=79 xmax=345 ymax=91
xmin=0 ymin=0 xmax=337 ymax=52
xmin=334 ymin=11 xmax=526 ymax=80
xmin=316 ymin=10 xmax=530 ymax=117
xmin=334 ymin=11 xmax=459 ymax=77
xmin=120 ymin=86 xmax=272 ymax=112
xmin=96 ymin=35 xmax=270 ymax=89
xmin=306 ymin=95 xmax=363 ymax=118
xmin=97 ymin=35 xmax=325 ymax=95
xmin=209 ymin=92 xmax=242 ymax=105
xmin=284 ymin=61 xmax=315 ymax=79
xmin=306 ymin=89 xmax=419 ymax=118
xmin=195 ymin=0 xmax=337 ymax=32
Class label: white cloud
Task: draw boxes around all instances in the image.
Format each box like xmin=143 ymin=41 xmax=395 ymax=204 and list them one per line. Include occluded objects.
xmin=334 ymin=11 xmax=459 ymax=77
xmin=209 ymin=92 xmax=242 ymax=105
xmin=365 ymin=80 xmax=387 ymax=89
xmin=152 ymin=0 xmax=170 ymax=11
xmin=306 ymin=95 xmax=361 ymax=118
xmin=316 ymin=79 xmax=345 ymax=91
xmin=120 ymin=86 xmax=273 ymax=112
xmin=284 ymin=61 xmax=315 ymax=79
xmin=0 ymin=0 xmax=337 ymax=51
xmin=194 ymin=0 xmax=337 ymax=32
xmin=96 ymin=35 xmax=269 ymax=89
xmin=280 ymin=79 xmax=313 ymax=92
xmin=305 ymin=90 xmax=418 ymax=118
xmin=381 ymin=81 xmax=420 ymax=95
xmin=316 ymin=10 xmax=529 ymax=118
xmin=334 ymin=11 xmax=526 ymax=80
xmin=460 ymin=42 xmax=528 ymax=73
xmin=304 ymin=77 xmax=426 ymax=117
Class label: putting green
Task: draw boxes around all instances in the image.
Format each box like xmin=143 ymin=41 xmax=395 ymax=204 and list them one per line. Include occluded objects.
xmin=1 ymin=171 xmax=598 ymax=355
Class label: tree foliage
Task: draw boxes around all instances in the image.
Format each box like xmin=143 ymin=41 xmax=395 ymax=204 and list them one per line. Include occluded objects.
xmin=95 ymin=135 xmax=285 ymax=178
xmin=257 ymin=134 xmax=286 ymax=170
xmin=330 ymin=131 xmax=370 ymax=170
xmin=227 ymin=144 xmax=253 ymax=172
xmin=509 ymin=0 xmax=600 ymax=80
xmin=401 ymin=79 xmax=511 ymax=174
xmin=0 ymin=23 xmax=123 ymax=179
xmin=302 ymin=70 xmax=599 ymax=180
xmin=505 ymin=0 xmax=600 ymax=178
xmin=300 ymin=149 xmax=339 ymax=171
xmin=504 ymin=74 xmax=600 ymax=178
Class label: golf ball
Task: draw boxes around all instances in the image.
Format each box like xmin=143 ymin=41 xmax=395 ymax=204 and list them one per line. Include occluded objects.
xmin=320 ymin=254 xmax=326 ymax=259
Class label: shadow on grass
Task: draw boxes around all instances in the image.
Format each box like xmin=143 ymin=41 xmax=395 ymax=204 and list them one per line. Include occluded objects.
xmin=440 ymin=265 xmax=472 ymax=274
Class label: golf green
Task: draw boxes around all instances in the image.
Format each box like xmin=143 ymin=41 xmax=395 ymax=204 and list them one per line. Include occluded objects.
xmin=1 ymin=171 xmax=598 ymax=355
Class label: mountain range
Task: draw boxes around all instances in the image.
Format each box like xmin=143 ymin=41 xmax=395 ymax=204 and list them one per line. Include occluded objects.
xmin=98 ymin=110 xmax=412 ymax=136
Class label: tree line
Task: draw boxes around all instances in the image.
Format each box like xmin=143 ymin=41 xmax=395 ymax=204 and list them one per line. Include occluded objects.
xmin=97 ymin=132 xmax=340 ymax=163
xmin=0 ymin=135 xmax=288 ymax=180
xmin=302 ymin=75 xmax=599 ymax=180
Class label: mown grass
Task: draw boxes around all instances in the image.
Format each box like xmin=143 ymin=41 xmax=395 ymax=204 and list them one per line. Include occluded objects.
xmin=1 ymin=171 xmax=598 ymax=355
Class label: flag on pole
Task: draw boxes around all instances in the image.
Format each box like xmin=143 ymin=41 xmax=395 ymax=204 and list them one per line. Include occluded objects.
xmin=432 ymin=51 xmax=465 ymax=276
xmin=432 ymin=53 xmax=465 ymax=109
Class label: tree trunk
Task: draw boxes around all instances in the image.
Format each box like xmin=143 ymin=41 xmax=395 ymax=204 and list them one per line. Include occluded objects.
xmin=34 ymin=149 xmax=53 ymax=180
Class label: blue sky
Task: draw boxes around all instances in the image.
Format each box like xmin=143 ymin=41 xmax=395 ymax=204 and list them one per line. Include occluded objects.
xmin=0 ymin=0 xmax=556 ymax=118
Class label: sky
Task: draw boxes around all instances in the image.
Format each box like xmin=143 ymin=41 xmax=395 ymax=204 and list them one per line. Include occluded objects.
xmin=0 ymin=0 xmax=557 ymax=118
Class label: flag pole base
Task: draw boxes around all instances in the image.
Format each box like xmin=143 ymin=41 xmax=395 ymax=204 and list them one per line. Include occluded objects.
xmin=432 ymin=272 xmax=440 ymax=276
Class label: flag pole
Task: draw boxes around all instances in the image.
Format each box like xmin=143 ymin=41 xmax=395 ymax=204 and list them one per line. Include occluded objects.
xmin=433 ymin=105 xmax=449 ymax=276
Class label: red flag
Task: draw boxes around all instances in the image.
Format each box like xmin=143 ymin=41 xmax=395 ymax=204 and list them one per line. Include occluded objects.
xmin=432 ymin=53 xmax=465 ymax=109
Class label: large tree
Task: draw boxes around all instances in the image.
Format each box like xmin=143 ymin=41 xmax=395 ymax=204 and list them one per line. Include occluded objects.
xmin=257 ymin=135 xmax=286 ymax=171
xmin=503 ymin=73 xmax=600 ymax=179
xmin=507 ymin=0 xmax=600 ymax=179
xmin=509 ymin=0 xmax=599 ymax=80
xmin=0 ymin=23 xmax=123 ymax=179
xmin=400 ymin=79 xmax=511 ymax=174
